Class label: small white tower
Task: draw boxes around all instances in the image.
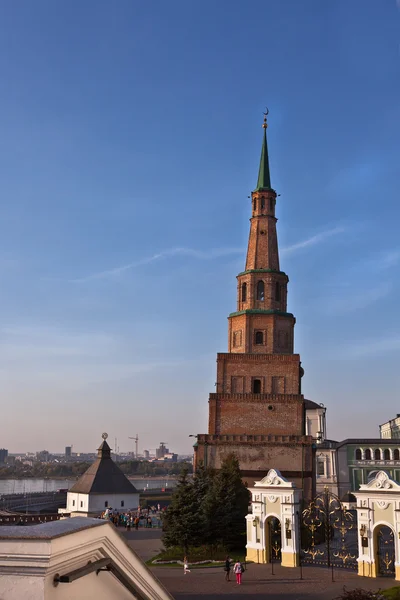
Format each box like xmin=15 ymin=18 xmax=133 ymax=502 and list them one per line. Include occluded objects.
xmin=64 ymin=433 xmax=139 ymax=517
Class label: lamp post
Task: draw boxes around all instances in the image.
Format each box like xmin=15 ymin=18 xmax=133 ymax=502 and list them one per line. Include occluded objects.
xmin=190 ymin=434 xmax=208 ymax=468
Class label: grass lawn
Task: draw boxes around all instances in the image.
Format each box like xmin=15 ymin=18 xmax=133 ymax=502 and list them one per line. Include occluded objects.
xmin=147 ymin=545 xmax=247 ymax=568
xmin=381 ymin=587 xmax=400 ymax=599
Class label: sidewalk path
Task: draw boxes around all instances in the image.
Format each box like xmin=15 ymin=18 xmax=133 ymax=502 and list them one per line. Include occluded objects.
xmin=123 ymin=529 xmax=397 ymax=599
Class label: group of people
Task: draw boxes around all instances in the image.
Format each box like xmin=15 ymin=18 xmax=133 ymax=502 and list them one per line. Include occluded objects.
xmin=224 ymin=556 xmax=245 ymax=585
xmin=183 ymin=555 xmax=245 ymax=585
xmin=100 ymin=505 xmax=162 ymax=530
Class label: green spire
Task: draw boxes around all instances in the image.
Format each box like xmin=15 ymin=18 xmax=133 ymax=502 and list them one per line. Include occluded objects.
xmin=255 ymin=115 xmax=271 ymax=191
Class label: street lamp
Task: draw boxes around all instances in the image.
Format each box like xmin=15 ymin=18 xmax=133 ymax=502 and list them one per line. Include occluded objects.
xmin=285 ymin=518 xmax=292 ymax=539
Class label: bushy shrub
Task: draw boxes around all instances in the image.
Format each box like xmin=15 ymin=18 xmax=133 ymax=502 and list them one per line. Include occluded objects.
xmin=333 ymin=587 xmax=385 ymax=600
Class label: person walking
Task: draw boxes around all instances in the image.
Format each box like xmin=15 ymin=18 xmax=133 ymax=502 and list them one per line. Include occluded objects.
xmin=183 ymin=556 xmax=191 ymax=575
xmin=233 ymin=560 xmax=244 ymax=585
xmin=224 ymin=556 xmax=231 ymax=581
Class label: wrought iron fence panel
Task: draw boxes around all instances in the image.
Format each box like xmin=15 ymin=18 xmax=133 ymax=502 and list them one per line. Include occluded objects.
xmin=300 ymin=488 xmax=357 ymax=571
xmin=377 ymin=526 xmax=395 ymax=577
xmin=268 ymin=517 xmax=281 ymax=562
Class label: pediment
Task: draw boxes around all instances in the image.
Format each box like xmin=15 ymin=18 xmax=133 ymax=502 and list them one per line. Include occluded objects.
xmin=254 ymin=468 xmax=294 ymax=488
xmin=359 ymin=470 xmax=400 ymax=491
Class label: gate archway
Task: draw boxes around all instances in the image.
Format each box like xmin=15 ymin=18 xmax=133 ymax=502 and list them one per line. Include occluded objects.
xmin=265 ymin=516 xmax=281 ymax=563
xmin=246 ymin=469 xmax=300 ymax=567
xmin=354 ymin=471 xmax=400 ymax=581
xmin=375 ymin=525 xmax=395 ymax=578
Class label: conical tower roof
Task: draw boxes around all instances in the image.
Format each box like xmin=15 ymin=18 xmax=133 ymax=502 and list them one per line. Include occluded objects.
xmin=254 ymin=112 xmax=272 ymax=191
xmin=69 ymin=434 xmax=138 ymax=495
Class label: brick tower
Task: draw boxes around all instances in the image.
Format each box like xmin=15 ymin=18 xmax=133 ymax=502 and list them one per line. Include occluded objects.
xmin=194 ymin=113 xmax=314 ymax=496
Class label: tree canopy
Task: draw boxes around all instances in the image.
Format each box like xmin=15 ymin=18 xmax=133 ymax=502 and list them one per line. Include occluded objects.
xmin=162 ymin=453 xmax=250 ymax=552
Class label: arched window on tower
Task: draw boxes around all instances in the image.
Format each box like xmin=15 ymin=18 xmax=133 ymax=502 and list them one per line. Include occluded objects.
xmin=365 ymin=449 xmax=372 ymax=460
xmin=374 ymin=448 xmax=381 ymax=460
xmin=241 ymin=282 xmax=247 ymax=302
xmin=394 ymin=449 xmax=400 ymax=460
xmin=255 ymin=331 xmax=263 ymax=345
xmin=261 ymin=198 xmax=265 ymax=209
xmin=355 ymin=448 xmax=362 ymax=460
xmin=256 ymin=280 xmax=265 ymax=301
xmin=384 ymin=448 xmax=391 ymax=460
xmin=253 ymin=199 xmax=256 ymax=212
xmin=270 ymin=198 xmax=274 ymax=211
xmin=253 ymin=379 xmax=261 ymax=393
xmin=275 ymin=282 xmax=281 ymax=301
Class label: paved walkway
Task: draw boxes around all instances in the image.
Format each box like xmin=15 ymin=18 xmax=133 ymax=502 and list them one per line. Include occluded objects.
xmin=124 ymin=528 xmax=164 ymax=562
xmin=124 ymin=529 xmax=398 ymax=599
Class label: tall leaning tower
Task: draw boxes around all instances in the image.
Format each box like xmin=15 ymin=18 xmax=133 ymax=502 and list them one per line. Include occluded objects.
xmin=194 ymin=113 xmax=314 ymax=497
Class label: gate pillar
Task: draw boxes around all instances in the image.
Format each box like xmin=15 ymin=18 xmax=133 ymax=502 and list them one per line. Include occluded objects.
xmin=354 ymin=471 xmax=400 ymax=580
xmin=246 ymin=469 xmax=301 ymax=567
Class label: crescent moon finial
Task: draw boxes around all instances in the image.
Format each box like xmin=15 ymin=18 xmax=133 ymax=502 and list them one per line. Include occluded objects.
xmin=262 ymin=107 xmax=269 ymax=129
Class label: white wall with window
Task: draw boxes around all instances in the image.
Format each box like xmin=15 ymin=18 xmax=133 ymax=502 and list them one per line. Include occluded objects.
xmin=66 ymin=491 xmax=139 ymax=516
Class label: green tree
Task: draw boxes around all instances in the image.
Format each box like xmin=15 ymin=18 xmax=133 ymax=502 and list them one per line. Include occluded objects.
xmin=162 ymin=467 xmax=200 ymax=553
xmin=191 ymin=462 xmax=215 ymax=543
xmin=208 ymin=453 xmax=250 ymax=549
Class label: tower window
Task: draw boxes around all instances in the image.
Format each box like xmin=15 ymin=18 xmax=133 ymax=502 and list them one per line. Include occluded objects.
xmin=374 ymin=449 xmax=381 ymax=460
xmin=255 ymin=331 xmax=263 ymax=345
xmin=272 ymin=376 xmax=285 ymax=394
xmin=261 ymin=198 xmax=265 ymax=209
xmin=384 ymin=449 xmax=390 ymax=460
xmin=80 ymin=501 xmax=83 ymax=508
xmin=394 ymin=449 xmax=400 ymax=460
xmin=253 ymin=199 xmax=256 ymax=212
xmin=121 ymin=500 xmax=124 ymax=507
xmin=241 ymin=282 xmax=247 ymax=302
xmin=365 ymin=449 xmax=371 ymax=460
xmin=233 ymin=330 xmax=242 ymax=348
xmin=105 ymin=501 xmax=108 ymax=508
xmin=355 ymin=449 xmax=362 ymax=460
xmin=256 ymin=280 xmax=265 ymax=301
xmin=275 ymin=282 xmax=281 ymax=301
xmin=270 ymin=198 xmax=274 ymax=211
xmin=253 ymin=379 xmax=261 ymax=393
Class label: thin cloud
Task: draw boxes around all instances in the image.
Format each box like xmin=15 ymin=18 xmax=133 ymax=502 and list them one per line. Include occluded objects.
xmin=71 ymin=247 xmax=243 ymax=283
xmin=324 ymin=282 xmax=392 ymax=315
xmin=368 ymin=250 xmax=400 ymax=271
xmin=281 ymin=227 xmax=345 ymax=255
xmin=71 ymin=226 xmax=345 ymax=283
xmin=347 ymin=336 xmax=400 ymax=358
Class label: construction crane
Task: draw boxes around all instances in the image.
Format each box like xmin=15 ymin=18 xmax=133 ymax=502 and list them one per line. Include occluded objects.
xmin=129 ymin=434 xmax=139 ymax=458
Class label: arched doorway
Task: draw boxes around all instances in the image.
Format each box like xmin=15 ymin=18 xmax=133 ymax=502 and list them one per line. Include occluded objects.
xmin=375 ymin=525 xmax=395 ymax=577
xmin=265 ymin=516 xmax=281 ymax=563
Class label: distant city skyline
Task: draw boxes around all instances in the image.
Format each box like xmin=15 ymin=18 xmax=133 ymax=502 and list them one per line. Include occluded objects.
xmin=0 ymin=1 xmax=399 ymax=453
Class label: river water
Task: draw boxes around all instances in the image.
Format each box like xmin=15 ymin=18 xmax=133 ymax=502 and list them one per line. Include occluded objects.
xmin=0 ymin=478 xmax=177 ymax=495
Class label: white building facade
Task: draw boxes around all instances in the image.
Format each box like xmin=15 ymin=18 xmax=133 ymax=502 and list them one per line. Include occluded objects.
xmin=63 ymin=434 xmax=139 ymax=518
xmin=0 ymin=517 xmax=173 ymax=600
xmin=380 ymin=415 xmax=400 ymax=439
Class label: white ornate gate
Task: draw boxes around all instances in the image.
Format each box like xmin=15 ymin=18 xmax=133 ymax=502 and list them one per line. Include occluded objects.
xmin=246 ymin=469 xmax=301 ymax=567
xmin=354 ymin=471 xmax=400 ymax=580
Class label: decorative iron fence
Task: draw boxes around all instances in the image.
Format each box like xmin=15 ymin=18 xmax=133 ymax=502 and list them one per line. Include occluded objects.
xmin=300 ymin=488 xmax=357 ymax=571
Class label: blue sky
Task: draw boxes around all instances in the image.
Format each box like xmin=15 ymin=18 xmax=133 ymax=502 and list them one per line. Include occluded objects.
xmin=0 ymin=0 xmax=399 ymax=453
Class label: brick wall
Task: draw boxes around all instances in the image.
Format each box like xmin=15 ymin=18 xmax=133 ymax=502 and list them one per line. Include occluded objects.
xmin=228 ymin=314 xmax=295 ymax=354
xmin=195 ymin=435 xmax=315 ymax=498
xmin=208 ymin=393 xmax=304 ymax=435
xmin=216 ymin=353 xmax=300 ymax=395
